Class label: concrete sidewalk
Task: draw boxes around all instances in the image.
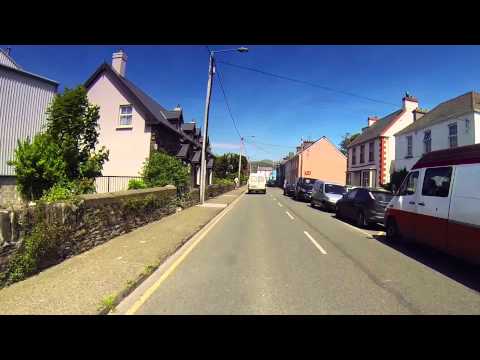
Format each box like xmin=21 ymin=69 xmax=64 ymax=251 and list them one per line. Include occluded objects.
xmin=0 ymin=187 xmax=246 ymax=315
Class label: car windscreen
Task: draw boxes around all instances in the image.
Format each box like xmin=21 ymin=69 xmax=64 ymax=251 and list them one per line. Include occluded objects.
xmin=325 ymin=184 xmax=346 ymax=195
xmin=371 ymin=191 xmax=393 ymax=203
xmin=302 ymin=178 xmax=315 ymax=189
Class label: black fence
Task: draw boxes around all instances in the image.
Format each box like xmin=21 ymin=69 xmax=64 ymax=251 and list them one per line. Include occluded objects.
xmin=95 ymin=176 xmax=142 ymax=193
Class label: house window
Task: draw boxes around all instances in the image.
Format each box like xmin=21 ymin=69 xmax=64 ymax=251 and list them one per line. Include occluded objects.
xmin=448 ymin=123 xmax=458 ymax=148
xmin=119 ymin=105 xmax=133 ymax=127
xmin=423 ymin=130 xmax=431 ymax=154
xmin=406 ymin=136 xmax=413 ymax=157
xmin=368 ymin=141 xmax=374 ymax=162
xmin=360 ymin=145 xmax=365 ymax=163
xmin=465 ymin=118 xmax=470 ymax=133
xmin=361 ymin=170 xmax=370 ymax=187
xmin=351 ymin=147 xmax=356 ymax=165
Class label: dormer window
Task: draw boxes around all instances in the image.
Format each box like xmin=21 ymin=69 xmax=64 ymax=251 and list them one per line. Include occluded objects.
xmin=119 ymin=105 xmax=133 ymax=127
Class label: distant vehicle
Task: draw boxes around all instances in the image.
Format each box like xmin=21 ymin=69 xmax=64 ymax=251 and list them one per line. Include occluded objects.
xmin=294 ymin=177 xmax=317 ymax=201
xmin=267 ymin=179 xmax=276 ymax=187
xmin=283 ymin=182 xmax=295 ymax=196
xmin=310 ymin=181 xmax=347 ymax=211
xmin=336 ymin=187 xmax=393 ymax=228
xmin=247 ymin=174 xmax=266 ymax=194
xmin=384 ymin=143 xmax=480 ymax=265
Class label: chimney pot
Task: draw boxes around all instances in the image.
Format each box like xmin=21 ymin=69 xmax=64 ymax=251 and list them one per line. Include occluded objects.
xmin=368 ymin=116 xmax=379 ymax=127
xmin=112 ymin=50 xmax=127 ymax=77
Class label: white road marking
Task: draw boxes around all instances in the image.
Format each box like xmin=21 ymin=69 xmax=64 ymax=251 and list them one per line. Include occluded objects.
xmin=285 ymin=211 xmax=294 ymax=220
xmin=278 ymin=202 xmax=283 ymax=208
xmin=273 ymin=197 xmax=277 ymax=201
xmin=303 ymin=231 xmax=327 ymax=255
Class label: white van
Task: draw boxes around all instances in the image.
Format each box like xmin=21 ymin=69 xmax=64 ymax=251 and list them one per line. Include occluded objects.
xmin=385 ymin=143 xmax=480 ymax=265
xmin=247 ymin=174 xmax=266 ymax=194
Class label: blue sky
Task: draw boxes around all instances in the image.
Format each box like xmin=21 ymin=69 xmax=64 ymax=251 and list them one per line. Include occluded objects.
xmin=3 ymin=45 xmax=480 ymax=161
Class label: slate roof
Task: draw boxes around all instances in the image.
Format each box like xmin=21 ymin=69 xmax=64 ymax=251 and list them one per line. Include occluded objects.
xmin=176 ymin=143 xmax=190 ymax=159
xmin=182 ymin=123 xmax=196 ymax=132
xmin=396 ymin=91 xmax=480 ymax=137
xmin=348 ymin=109 xmax=403 ymax=147
xmin=192 ymin=150 xmax=201 ymax=163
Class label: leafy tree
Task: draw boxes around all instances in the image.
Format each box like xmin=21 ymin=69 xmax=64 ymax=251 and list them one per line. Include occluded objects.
xmin=213 ymin=153 xmax=248 ymax=180
xmin=339 ymin=132 xmax=360 ymax=156
xmin=9 ymin=86 xmax=109 ymax=201
xmin=141 ymin=151 xmax=189 ymax=190
xmin=383 ymin=168 xmax=409 ymax=193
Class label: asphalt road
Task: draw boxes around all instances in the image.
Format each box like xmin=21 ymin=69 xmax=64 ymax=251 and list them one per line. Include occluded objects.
xmin=117 ymin=187 xmax=480 ymax=314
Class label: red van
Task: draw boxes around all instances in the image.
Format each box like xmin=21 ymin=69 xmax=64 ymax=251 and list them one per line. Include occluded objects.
xmin=385 ymin=143 xmax=480 ymax=265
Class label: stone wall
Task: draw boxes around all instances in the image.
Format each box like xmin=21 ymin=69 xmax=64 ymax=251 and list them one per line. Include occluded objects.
xmin=0 ymin=177 xmax=20 ymax=209
xmin=0 ymin=183 xmax=237 ymax=282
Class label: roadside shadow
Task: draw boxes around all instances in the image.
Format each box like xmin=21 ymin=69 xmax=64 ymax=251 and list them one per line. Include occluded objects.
xmin=372 ymin=233 xmax=480 ymax=293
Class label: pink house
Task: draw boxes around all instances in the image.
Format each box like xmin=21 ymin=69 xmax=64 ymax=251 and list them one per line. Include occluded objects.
xmin=85 ymin=51 xmax=214 ymax=190
xmin=284 ymin=137 xmax=347 ymax=186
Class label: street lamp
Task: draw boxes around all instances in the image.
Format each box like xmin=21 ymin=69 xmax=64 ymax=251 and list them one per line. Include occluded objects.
xmin=199 ymin=46 xmax=249 ymax=204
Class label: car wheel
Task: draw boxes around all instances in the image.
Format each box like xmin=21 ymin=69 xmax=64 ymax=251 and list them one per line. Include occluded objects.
xmin=356 ymin=211 xmax=368 ymax=228
xmin=385 ymin=218 xmax=400 ymax=242
xmin=310 ymin=199 xmax=316 ymax=208
xmin=336 ymin=208 xmax=342 ymax=219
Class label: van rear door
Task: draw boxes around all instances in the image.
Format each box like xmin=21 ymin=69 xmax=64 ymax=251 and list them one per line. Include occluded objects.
xmin=415 ymin=166 xmax=453 ymax=252
xmin=447 ymin=163 xmax=480 ymax=264
xmin=391 ymin=170 xmax=420 ymax=239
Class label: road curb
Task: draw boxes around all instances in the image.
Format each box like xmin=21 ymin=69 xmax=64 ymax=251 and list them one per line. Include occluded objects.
xmin=102 ymin=188 xmax=246 ymax=315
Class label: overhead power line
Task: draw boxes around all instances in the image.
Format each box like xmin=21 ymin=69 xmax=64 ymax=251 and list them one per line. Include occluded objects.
xmin=217 ymin=60 xmax=399 ymax=108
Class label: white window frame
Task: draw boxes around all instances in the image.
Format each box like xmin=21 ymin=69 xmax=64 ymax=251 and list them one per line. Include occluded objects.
xmin=406 ymin=135 xmax=413 ymax=157
xmin=448 ymin=123 xmax=458 ymax=149
xmin=423 ymin=130 xmax=431 ymax=154
xmin=118 ymin=104 xmax=133 ymax=128
xmin=368 ymin=141 xmax=374 ymax=162
xmin=465 ymin=118 xmax=471 ymax=133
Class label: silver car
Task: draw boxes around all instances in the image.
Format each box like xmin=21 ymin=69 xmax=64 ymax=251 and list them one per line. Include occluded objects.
xmin=310 ymin=181 xmax=347 ymax=211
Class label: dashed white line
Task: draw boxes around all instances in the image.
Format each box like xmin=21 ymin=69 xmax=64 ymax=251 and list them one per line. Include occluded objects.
xmin=285 ymin=211 xmax=294 ymax=220
xmin=303 ymin=231 xmax=327 ymax=255
xmin=278 ymin=202 xmax=283 ymax=208
xmin=273 ymin=197 xmax=277 ymax=201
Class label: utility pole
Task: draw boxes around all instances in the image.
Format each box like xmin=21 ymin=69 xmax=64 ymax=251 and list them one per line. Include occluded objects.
xmin=199 ymin=54 xmax=214 ymax=204
xmin=237 ymin=137 xmax=243 ymax=187
xmin=199 ymin=46 xmax=248 ymax=204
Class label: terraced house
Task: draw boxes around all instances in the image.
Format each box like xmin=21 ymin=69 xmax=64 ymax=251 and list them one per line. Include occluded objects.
xmin=85 ymin=50 xmax=214 ymax=192
xmin=394 ymin=91 xmax=480 ymax=172
xmin=0 ymin=48 xmax=58 ymax=207
xmin=346 ymin=94 xmax=422 ymax=188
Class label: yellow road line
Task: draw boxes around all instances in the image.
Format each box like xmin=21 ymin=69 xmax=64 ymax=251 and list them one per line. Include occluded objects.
xmin=124 ymin=192 xmax=246 ymax=315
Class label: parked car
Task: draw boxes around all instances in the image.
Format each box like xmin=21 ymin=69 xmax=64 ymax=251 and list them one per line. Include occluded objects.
xmin=283 ymin=182 xmax=295 ymax=196
xmin=310 ymin=181 xmax=347 ymax=211
xmin=247 ymin=174 xmax=266 ymax=194
xmin=267 ymin=179 xmax=276 ymax=187
xmin=294 ymin=177 xmax=317 ymax=201
xmin=384 ymin=143 xmax=480 ymax=265
xmin=336 ymin=187 xmax=393 ymax=228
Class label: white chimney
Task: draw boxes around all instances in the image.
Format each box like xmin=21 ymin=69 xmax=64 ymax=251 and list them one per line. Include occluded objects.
xmin=112 ymin=50 xmax=127 ymax=77
xmin=402 ymin=92 xmax=419 ymax=112
xmin=368 ymin=116 xmax=379 ymax=127
xmin=174 ymin=104 xmax=182 ymax=111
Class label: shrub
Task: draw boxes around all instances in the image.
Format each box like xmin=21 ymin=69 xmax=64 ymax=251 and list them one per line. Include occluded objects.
xmin=9 ymin=133 xmax=68 ymax=201
xmin=128 ymin=179 xmax=147 ymax=190
xmin=384 ymin=168 xmax=409 ymax=193
xmin=41 ymin=182 xmax=77 ymax=203
xmin=213 ymin=177 xmax=234 ymax=186
xmin=141 ymin=151 xmax=189 ymax=190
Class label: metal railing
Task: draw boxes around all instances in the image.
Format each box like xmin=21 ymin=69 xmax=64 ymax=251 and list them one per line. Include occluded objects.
xmin=95 ymin=176 xmax=142 ymax=194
